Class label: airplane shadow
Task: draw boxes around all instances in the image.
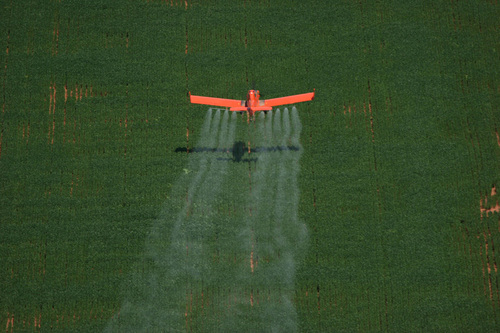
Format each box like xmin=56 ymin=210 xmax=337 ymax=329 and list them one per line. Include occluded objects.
xmin=174 ymin=141 xmax=300 ymax=163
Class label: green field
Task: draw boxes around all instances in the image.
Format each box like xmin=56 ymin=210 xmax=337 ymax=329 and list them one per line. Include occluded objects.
xmin=1 ymin=0 xmax=499 ymax=331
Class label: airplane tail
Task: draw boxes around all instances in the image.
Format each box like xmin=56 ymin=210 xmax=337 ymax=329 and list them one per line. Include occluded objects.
xmin=229 ymin=106 xmax=272 ymax=112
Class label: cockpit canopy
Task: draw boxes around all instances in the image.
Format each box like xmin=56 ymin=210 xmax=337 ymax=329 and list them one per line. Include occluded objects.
xmin=247 ymin=90 xmax=260 ymax=100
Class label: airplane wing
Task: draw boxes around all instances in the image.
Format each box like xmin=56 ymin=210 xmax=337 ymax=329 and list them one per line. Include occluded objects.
xmin=190 ymin=93 xmax=243 ymax=108
xmin=263 ymin=91 xmax=315 ymax=107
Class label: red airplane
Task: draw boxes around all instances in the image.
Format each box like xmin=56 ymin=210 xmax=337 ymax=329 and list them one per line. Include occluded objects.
xmin=189 ymin=89 xmax=315 ymax=118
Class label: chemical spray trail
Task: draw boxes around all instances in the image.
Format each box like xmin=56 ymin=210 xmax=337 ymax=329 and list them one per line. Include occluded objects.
xmin=105 ymin=108 xmax=307 ymax=332
xmin=187 ymin=108 xmax=307 ymax=332
xmin=105 ymin=109 xmax=237 ymax=332
xmin=221 ymin=107 xmax=307 ymax=332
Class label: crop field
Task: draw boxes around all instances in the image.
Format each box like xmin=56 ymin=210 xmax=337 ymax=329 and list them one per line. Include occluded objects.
xmin=1 ymin=0 xmax=499 ymax=331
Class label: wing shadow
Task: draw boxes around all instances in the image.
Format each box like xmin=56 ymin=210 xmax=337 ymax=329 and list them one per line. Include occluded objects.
xmin=174 ymin=141 xmax=300 ymax=163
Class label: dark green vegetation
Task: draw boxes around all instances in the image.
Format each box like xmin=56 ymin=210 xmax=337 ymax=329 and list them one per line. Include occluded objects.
xmin=1 ymin=0 xmax=499 ymax=331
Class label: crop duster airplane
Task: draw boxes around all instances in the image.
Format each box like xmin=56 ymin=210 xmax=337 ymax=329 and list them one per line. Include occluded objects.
xmin=189 ymin=89 xmax=315 ymax=118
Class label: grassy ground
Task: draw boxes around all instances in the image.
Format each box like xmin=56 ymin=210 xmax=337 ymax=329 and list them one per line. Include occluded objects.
xmin=1 ymin=0 xmax=499 ymax=331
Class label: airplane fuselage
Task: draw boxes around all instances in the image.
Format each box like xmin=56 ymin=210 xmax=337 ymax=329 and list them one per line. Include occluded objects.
xmin=233 ymin=90 xmax=271 ymax=117
xmin=246 ymin=90 xmax=259 ymax=108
